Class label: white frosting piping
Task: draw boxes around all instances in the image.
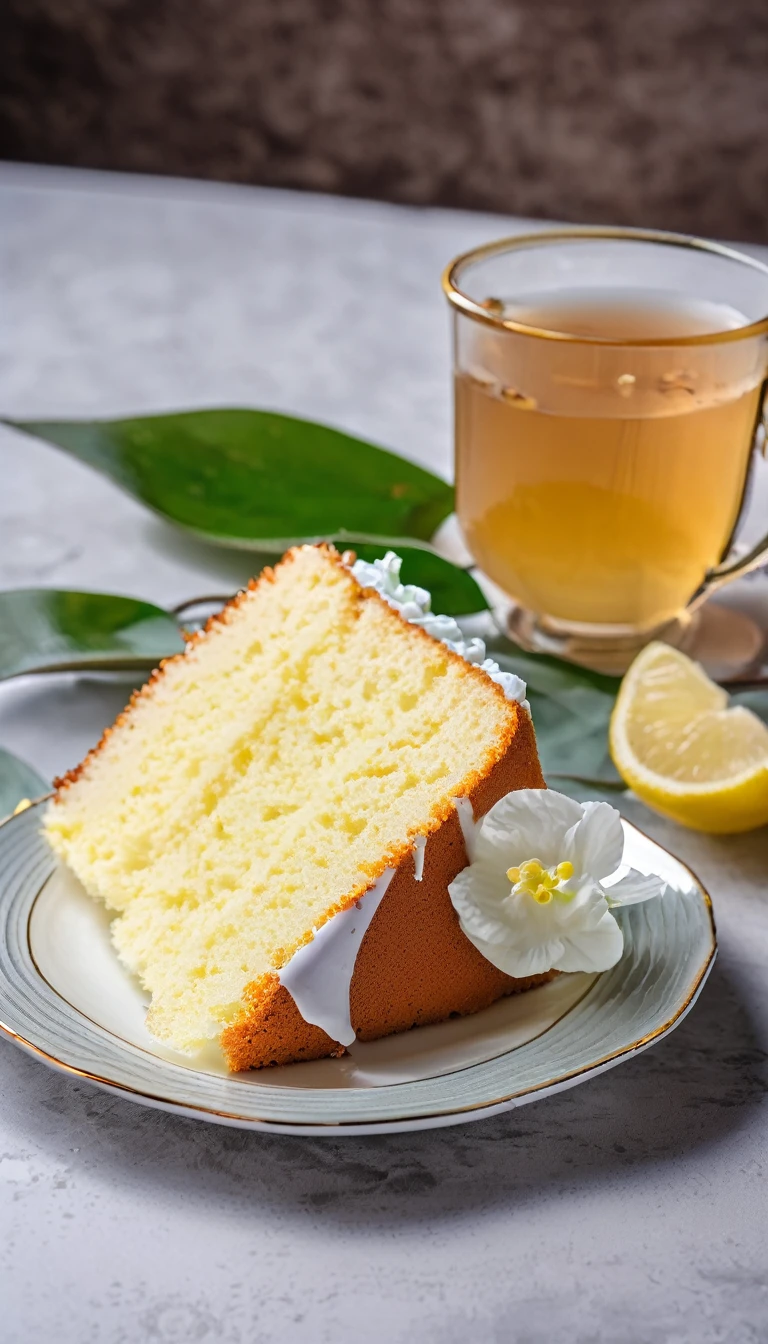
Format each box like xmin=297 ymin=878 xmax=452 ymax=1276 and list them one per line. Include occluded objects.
xmin=278 ymin=869 xmax=395 ymax=1047
xmin=412 ymin=834 xmax=427 ymax=881
xmin=452 ymin=796 xmax=477 ymax=860
xmin=349 ymin=550 xmax=529 ymax=710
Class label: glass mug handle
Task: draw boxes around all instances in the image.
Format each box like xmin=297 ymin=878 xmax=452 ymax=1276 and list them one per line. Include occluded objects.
xmin=690 ymin=404 xmax=768 ymax=611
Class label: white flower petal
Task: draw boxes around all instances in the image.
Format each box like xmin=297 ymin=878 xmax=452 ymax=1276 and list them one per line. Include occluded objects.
xmin=564 ymin=801 xmax=624 ymax=881
xmin=557 ymin=878 xmax=608 ymax=921
xmin=553 ymin=908 xmax=625 ymax=972
xmin=486 ymin=936 xmax=570 ymax=980
xmin=605 ymin=869 xmax=667 ymax=906
xmin=448 ymin=864 xmax=512 ymax=943
xmin=452 ymin=904 xmax=569 ymax=980
xmin=445 ymin=787 xmax=650 ymax=979
xmin=476 ymin=789 xmax=583 ymax=870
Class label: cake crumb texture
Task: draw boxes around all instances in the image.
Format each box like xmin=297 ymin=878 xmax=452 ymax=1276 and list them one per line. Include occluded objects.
xmin=223 ymin=720 xmax=549 ymax=1071
xmin=45 ymin=545 xmax=522 ymax=1054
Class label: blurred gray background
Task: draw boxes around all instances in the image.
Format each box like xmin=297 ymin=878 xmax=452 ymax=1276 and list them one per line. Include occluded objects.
xmin=1 ymin=0 xmax=767 ymax=241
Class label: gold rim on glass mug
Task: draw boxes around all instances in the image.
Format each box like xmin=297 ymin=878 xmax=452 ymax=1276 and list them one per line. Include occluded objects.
xmin=443 ymin=227 xmax=768 ymax=676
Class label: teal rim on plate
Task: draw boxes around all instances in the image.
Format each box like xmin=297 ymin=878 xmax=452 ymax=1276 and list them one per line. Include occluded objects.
xmin=0 ymin=802 xmax=716 ymax=1135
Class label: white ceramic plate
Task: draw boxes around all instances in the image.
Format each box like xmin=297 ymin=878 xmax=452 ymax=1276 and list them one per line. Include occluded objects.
xmin=0 ymin=800 xmax=715 ymax=1134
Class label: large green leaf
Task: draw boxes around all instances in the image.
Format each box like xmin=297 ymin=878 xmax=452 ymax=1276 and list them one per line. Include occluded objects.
xmin=0 ymin=749 xmax=49 ymax=818
xmin=0 ymin=590 xmax=185 ymax=680
xmin=0 ymin=556 xmax=483 ymax=693
xmin=6 ymin=410 xmax=455 ymax=550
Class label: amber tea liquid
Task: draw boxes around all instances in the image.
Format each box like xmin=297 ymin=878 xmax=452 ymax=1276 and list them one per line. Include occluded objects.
xmin=455 ymin=288 xmax=765 ymax=629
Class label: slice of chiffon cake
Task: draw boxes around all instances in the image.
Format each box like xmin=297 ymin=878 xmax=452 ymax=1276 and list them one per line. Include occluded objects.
xmin=45 ymin=544 xmax=549 ymax=1069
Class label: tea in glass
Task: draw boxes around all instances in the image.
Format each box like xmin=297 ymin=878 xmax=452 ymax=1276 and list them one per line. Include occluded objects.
xmin=445 ymin=232 xmax=768 ymax=657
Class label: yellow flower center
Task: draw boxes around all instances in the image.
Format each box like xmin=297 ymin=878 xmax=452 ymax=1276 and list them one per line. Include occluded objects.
xmin=506 ymin=858 xmax=575 ymax=904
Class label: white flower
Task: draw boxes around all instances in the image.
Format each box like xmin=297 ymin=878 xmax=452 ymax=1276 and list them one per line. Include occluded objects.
xmin=349 ymin=550 xmax=528 ymax=708
xmin=448 ymin=789 xmax=666 ymax=977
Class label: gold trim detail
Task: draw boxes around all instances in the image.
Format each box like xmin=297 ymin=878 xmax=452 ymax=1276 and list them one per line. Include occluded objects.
xmin=0 ymin=803 xmax=717 ymax=1131
xmin=442 ymin=226 xmax=768 ymax=348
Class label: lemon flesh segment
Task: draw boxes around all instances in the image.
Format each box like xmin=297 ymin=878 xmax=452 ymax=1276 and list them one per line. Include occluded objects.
xmin=610 ymin=642 xmax=768 ymax=834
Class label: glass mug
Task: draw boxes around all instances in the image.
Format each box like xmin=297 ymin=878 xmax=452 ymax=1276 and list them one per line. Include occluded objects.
xmin=443 ymin=229 xmax=768 ymax=666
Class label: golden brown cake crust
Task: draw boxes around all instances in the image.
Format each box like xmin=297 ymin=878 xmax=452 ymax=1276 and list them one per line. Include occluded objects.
xmin=48 ymin=540 xmax=548 ymax=1070
xmin=51 ymin=542 xmax=516 ymax=803
xmin=221 ymin=702 xmax=552 ymax=1071
xmin=51 ymin=548 xmax=302 ymax=796
xmin=55 ymin=540 xmax=529 ymax=963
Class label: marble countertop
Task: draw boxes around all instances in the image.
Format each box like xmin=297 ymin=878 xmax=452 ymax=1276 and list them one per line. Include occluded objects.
xmin=1 ymin=163 xmax=767 ymax=1344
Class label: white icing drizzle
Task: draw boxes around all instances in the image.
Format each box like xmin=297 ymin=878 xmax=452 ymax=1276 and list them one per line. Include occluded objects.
xmin=278 ymin=869 xmax=395 ymax=1047
xmin=279 ymin=551 xmax=523 ymax=1040
xmin=349 ymin=551 xmax=529 ymax=710
xmin=452 ymin=796 xmax=477 ymax=860
xmin=412 ymin=834 xmax=427 ymax=881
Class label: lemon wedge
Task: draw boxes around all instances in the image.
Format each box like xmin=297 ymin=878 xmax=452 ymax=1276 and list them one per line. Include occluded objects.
xmin=609 ymin=641 xmax=768 ymax=834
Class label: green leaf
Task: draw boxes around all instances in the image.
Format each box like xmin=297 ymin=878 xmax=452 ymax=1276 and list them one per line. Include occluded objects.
xmin=487 ymin=635 xmax=625 ymax=791
xmin=345 ymin=543 xmax=488 ymax=615
xmin=549 ymin=776 xmax=629 ymax=806
xmin=0 ymin=590 xmax=185 ymax=680
xmin=0 ymin=749 xmax=49 ymax=818
xmin=483 ymin=632 xmax=622 ymax=701
xmin=6 ymin=410 xmax=455 ymax=550
xmin=493 ymin=643 xmax=768 ymax=798
xmin=169 ymin=544 xmax=487 ymax=620
xmin=528 ymin=688 xmax=624 ymax=790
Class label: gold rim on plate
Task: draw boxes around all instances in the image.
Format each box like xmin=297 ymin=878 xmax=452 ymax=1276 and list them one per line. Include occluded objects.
xmin=0 ymin=801 xmax=717 ymax=1133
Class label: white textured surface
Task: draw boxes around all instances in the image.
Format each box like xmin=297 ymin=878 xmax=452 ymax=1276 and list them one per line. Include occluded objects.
xmin=1 ymin=163 xmax=768 ymax=1344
